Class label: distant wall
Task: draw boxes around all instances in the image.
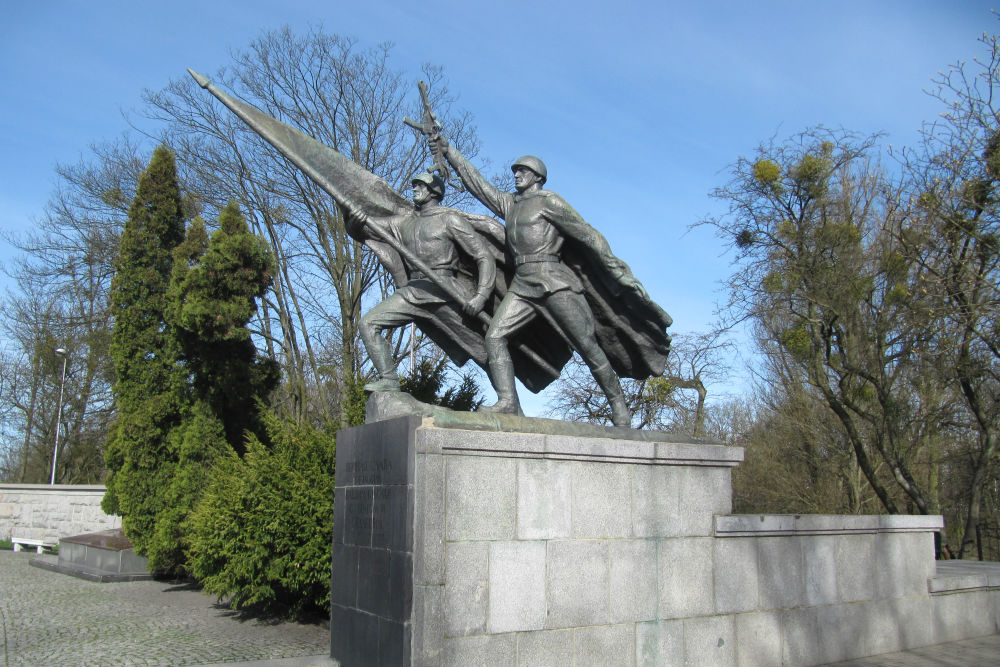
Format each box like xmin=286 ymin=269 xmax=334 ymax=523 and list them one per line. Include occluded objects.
xmin=0 ymin=484 xmax=120 ymax=543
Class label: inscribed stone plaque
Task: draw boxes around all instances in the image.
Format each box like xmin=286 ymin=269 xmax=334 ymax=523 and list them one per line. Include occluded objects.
xmin=332 ymin=416 xmax=419 ymax=667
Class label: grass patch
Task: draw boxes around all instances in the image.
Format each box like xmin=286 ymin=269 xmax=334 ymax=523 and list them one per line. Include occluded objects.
xmin=0 ymin=541 xmax=11 ymax=551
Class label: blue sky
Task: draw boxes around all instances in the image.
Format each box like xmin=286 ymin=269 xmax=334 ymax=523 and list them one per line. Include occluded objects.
xmin=1 ymin=1 xmax=996 ymax=414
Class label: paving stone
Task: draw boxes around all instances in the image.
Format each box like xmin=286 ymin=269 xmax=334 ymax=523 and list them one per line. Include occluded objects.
xmin=0 ymin=551 xmax=328 ymax=667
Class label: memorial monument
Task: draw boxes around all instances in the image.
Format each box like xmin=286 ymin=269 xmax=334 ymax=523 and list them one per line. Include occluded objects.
xmin=187 ymin=69 xmax=671 ymax=425
xmin=189 ymin=71 xmax=998 ymax=667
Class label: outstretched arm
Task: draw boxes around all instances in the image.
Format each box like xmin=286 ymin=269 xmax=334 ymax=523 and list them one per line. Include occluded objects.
xmin=431 ymin=135 xmax=511 ymax=220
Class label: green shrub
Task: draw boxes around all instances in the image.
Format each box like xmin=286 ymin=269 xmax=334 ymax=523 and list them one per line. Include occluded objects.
xmin=186 ymin=410 xmax=336 ymax=619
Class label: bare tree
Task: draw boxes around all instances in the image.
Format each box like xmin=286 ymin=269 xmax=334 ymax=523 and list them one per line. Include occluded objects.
xmin=0 ymin=137 xmax=141 ymax=481
xmin=545 ymin=330 xmax=730 ymax=434
xmin=896 ymin=28 xmax=1000 ymax=557
xmin=143 ymin=27 xmax=480 ymax=426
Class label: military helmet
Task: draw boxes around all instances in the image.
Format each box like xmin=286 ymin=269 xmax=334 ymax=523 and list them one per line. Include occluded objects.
xmin=412 ymin=171 xmax=446 ymax=198
xmin=511 ymin=155 xmax=547 ymax=184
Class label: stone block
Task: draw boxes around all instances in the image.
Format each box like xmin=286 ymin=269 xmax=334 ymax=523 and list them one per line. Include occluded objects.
xmin=683 ymin=615 xmax=735 ymax=667
xmin=815 ymin=602 xmax=874 ymax=663
xmin=330 ymin=604 xmax=378 ymax=667
xmin=413 ymin=585 xmax=444 ymax=666
xmin=780 ymin=607 xmax=819 ymax=667
xmin=517 ymin=459 xmax=571 ymax=540
xmin=355 ymin=547 xmax=400 ymax=619
xmin=343 ymin=487 xmax=374 ymax=547
xmin=414 ymin=454 xmax=445 ymax=586
xmin=632 ymin=465 xmax=680 ymax=538
xmin=547 ymin=539 xmax=609 ymax=628
xmin=446 ymin=456 xmax=515 ymax=541
xmin=571 ymin=462 xmax=631 ymax=538
xmin=636 ymin=620 xmax=684 ymax=667
xmin=931 ymin=590 xmax=997 ymax=644
xmin=888 ymin=595 xmax=932 ymax=650
xmin=866 ymin=600 xmax=903 ymax=657
xmin=425 ymin=427 xmax=545 ymax=457
xmin=610 ymin=539 xmax=658 ymax=623
xmin=758 ymin=537 xmax=805 ymax=610
xmin=734 ymin=611 xmax=781 ymax=667
xmin=713 ymin=538 xmax=758 ymax=614
xmin=875 ymin=532 xmax=935 ymax=600
xmin=658 ymin=538 xmax=714 ymax=618
xmin=677 ymin=467 xmax=731 ymax=536
xmin=516 ymin=629 xmax=575 ymax=667
xmin=835 ymin=533 xmax=875 ymax=603
xmin=445 ymin=542 xmax=488 ymax=637
xmin=0 ymin=503 xmax=13 ymax=518
xmin=488 ymin=540 xmax=546 ymax=633
xmin=547 ymin=433 xmax=656 ymax=461
xmin=331 ymin=543 xmax=359 ymax=608
xmin=574 ymin=624 xmax=635 ymax=667
xmin=443 ymin=633 xmax=516 ymax=667
xmin=802 ymin=535 xmax=838 ymax=606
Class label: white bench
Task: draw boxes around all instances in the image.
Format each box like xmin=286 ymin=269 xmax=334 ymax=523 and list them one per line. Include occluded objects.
xmin=11 ymin=537 xmax=56 ymax=554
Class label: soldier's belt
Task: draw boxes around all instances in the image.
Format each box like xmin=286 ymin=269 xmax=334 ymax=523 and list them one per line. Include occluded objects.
xmin=409 ymin=268 xmax=457 ymax=280
xmin=514 ymin=253 xmax=560 ymax=266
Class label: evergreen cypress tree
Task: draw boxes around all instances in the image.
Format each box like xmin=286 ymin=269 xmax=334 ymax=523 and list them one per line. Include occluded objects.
xmin=105 ymin=153 xmax=278 ymax=575
xmin=168 ymin=202 xmax=279 ymax=448
xmin=102 ymin=146 xmax=187 ymax=554
xmin=147 ymin=201 xmax=278 ymax=573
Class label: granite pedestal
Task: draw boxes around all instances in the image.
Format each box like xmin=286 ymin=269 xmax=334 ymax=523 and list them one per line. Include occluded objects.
xmin=330 ymin=409 xmax=998 ymax=667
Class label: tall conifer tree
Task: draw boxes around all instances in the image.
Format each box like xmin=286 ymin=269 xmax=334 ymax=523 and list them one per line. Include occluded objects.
xmin=102 ymin=146 xmax=187 ymax=553
xmin=147 ymin=203 xmax=279 ymax=573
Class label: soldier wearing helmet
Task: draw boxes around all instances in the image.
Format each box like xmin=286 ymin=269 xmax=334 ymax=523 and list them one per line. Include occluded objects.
xmin=354 ymin=171 xmax=496 ymax=392
xmin=431 ymin=138 xmax=647 ymax=427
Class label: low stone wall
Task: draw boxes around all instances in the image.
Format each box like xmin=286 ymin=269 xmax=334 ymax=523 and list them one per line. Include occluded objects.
xmin=0 ymin=484 xmax=120 ymax=543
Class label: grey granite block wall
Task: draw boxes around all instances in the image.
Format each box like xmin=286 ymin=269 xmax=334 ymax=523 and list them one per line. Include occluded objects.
xmin=332 ymin=416 xmax=997 ymax=667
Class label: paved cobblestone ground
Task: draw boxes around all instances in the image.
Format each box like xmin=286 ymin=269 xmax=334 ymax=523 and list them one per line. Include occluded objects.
xmin=819 ymin=633 xmax=1000 ymax=666
xmin=0 ymin=550 xmax=328 ymax=667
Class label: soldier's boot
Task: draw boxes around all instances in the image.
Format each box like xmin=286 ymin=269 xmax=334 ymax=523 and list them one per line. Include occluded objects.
xmin=361 ymin=334 xmax=401 ymax=393
xmin=591 ymin=361 xmax=632 ymax=428
xmin=481 ymin=338 xmax=523 ymax=415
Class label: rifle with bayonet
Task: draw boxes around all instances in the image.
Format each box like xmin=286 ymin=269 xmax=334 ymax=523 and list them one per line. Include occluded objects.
xmin=403 ymin=80 xmax=462 ymax=192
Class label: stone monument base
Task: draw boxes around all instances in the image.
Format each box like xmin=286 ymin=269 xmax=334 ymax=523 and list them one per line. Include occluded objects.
xmin=330 ymin=403 xmax=999 ymax=667
xmin=30 ymin=528 xmax=151 ymax=582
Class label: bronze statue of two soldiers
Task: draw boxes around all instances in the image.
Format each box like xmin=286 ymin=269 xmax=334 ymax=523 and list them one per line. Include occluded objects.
xmin=189 ymin=71 xmax=672 ymax=428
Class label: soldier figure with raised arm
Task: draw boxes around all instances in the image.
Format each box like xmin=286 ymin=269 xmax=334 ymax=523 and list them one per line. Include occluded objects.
xmin=432 ymin=138 xmax=656 ymax=427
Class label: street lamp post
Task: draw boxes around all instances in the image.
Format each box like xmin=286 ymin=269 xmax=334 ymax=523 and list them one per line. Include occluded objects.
xmin=50 ymin=348 xmax=68 ymax=485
